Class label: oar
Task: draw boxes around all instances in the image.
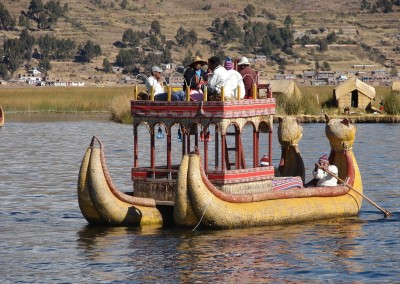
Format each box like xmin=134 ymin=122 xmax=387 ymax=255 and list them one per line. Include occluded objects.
xmin=318 ymin=165 xmax=392 ymax=217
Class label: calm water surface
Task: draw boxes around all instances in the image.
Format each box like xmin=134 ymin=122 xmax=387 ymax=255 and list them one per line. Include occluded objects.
xmin=0 ymin=114 xmax=399 ymax=283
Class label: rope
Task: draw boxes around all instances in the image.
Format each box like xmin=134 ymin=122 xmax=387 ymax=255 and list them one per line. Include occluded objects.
xmin=192 ymin=194 xmax=213 ymax=231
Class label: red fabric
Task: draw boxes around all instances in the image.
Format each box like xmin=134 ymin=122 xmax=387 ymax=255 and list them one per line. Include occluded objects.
xmin=239 ymin=66 xmax=257 ymax=98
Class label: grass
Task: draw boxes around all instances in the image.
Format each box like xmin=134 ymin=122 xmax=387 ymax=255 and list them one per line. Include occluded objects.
xmin=0 ymin=85 xmax=395 ymax=123
xmin=0 ymin=86 xmax=134 ymax=112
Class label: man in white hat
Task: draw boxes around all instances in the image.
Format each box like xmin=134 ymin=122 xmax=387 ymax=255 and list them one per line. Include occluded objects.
xmin=146 ymin=66 xmax=186 ymax=101
xmin=238 ymin=56 xmax=257 ymax=99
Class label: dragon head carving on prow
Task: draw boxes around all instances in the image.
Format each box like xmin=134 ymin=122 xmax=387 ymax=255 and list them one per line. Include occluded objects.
xmin=325 ymin=114 xmax=356 ymax=152
xmin=277 ymin=117 xmax=303 ymax=147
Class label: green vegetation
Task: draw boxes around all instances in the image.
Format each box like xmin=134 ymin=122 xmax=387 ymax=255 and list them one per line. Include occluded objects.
xmin=0 ymin=87 xmax=133 ymax=112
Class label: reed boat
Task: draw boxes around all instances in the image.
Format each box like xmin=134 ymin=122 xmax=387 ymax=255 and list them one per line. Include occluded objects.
xmin=177 ymin=116 xmax=363 ymax=229
xmin=78 ymin=82 xmax=363 ymax=229
xmin=0 ymin=106 xmax=4 ymax=127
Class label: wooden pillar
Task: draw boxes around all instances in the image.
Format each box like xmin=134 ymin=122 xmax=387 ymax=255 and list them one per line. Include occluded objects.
xmin=167 ymin=130 xmax=171 ymax=170
xmin=150 ymin=127 xmax=155 ymax=177
xmin=253 ymin=129 xmax=258 ymax=168
xmin=215 ymin=125 xmax=219 ymax=169
xmin=221 ymin=134 xmax=226 ymax=171
xmin=204 ymin=129 xmax=209 ymax=173
xmin=269 ymin=128 xmax=273 ymax=165
xmin=235 ymin=127 xmax=240 ymax=169
xmin=134 ymin=124 xmax=138 ymax=168
xmin=182 ymin=131 xmax=186 ymax=155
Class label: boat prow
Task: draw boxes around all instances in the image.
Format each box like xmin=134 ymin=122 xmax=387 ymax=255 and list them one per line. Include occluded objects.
xmin=77 ymin=136 xmax=163 ymax=226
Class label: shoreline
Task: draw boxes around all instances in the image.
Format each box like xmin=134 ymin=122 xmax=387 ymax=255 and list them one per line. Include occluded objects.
xmin=275 ymin=114 xmax=400 ymax=123
xmin=4 ymin=111 xmax=400 ymax=123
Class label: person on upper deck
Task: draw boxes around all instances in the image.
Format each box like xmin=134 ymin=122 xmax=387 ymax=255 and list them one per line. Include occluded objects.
xmin=207 ymin=56 xmax=235 ymax=100
xmin=224 ymin=57 xmax=245 ymax=99
xmin=312 ymin=154 xmax=338 ymax=187
xmin=146 ymin=66 xmax=186 ymax=101
xmin=237 ymin=56 xmax=258 ymax=99
xmin=183 ymin=56 xmax=208 ymax=101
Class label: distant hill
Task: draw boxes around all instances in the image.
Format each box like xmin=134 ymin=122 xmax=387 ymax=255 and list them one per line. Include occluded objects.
xmin=1 ymin=0 xmax=399 ymax=85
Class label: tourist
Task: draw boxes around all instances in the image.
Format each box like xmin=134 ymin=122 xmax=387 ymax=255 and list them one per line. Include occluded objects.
xmin=146 ymin=66 xmax=186 ymax=101
xmin=207 ymin=56 xmax=234 ymax=100
xmin=312 ymin=154 xmax=338 ymax=186
xmin=224 ymin=57 xmax=245 ymax=99
xmin=238 ymin=56 xmax=258 ymax=99
xmin=183 ymin=56 xmax=208 ymax=101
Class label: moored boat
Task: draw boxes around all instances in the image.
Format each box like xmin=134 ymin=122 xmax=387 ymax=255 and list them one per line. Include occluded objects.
xmin=78 ymin=83 xmax=363 ymax=229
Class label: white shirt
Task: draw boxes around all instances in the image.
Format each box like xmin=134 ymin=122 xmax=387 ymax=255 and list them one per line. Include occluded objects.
xmin=227 ymin=69 xmax=245 ymax=99
xmin=146 ymin=76 xmax=165 ymax=95
xmin=207 ymin=66 xmax=233 ymax=98
xmin=312 ymin=165 xmax=338 ymax=187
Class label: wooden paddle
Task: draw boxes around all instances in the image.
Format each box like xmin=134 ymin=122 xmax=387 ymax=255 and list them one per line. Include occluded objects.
xmin=318 ymin=165 xmax=392 ymax=217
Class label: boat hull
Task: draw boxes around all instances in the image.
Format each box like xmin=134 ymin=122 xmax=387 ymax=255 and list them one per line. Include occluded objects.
xmin=178 ymin=154 xmax=362 ymax=229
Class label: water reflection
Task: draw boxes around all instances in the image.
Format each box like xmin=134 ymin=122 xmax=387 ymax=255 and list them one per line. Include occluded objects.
xmin=1 ymin=115 xmax=400 ymax=282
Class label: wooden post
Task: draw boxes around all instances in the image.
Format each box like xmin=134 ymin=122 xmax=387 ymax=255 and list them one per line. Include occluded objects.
xmin=215 ymin=124 xmax=219 ymax=169
xmin=134 ymin=125 xmax=138 ymax=168
xmin=204 ymin=128 xmax=209 ymax=173
xmin=186 ymin=86 xmax=191 ymax=101
xmin=269 ymin=127 xmax=273 ymax=166
xmin=253 ymin=129 xmax=258 ymax=168
xmin=203 ymin=87 xmax=208 ymax=101
xmin=150 ymin=86 xmax=155 ymax=101
xmin=221 ymin=134 xmax=226 ymax=171
xmin=150 ymin=127 xmax=155 ymax=177
xmin=167 ymin=86 xmax=172 ymax=101
xmin=252 ymin=83 xmax=257 ymax=99
xmin=167 ymin=130 xmax=171 ymax=171
xmin=134 ymin=85 xmax=138 ymax=100
xmin=220 ymin=86 xmax=225 ymax=101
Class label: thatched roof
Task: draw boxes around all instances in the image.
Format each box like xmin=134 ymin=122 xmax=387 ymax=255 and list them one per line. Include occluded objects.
xmin=334 ymin=77 xmax=376 ymax=100
xmin=392 ymin=81 xmax=400 ymax=92
xmin=268 ymin=80 xmax=302 ymax=98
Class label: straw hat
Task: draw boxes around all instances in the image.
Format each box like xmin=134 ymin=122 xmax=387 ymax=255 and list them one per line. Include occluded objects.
xmin=190 ymin=56 xmax=207 ymax=68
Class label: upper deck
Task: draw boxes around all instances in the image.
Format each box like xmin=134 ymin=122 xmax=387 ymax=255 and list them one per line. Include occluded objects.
xmin=131 ymin=98 xmax=276 ymax=122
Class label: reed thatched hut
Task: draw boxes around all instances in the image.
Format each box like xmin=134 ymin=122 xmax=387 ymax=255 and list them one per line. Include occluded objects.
xmin=268 ymin=80 xmax=302 ymax=99
xmin=334 ymin=77 xmax=376 ymax=112
xmin=392 ymin=81 xmax=400 ymax=94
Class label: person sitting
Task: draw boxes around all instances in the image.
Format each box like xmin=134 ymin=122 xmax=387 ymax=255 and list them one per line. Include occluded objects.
xmin=224 ymin=57 xmax=245 ymax=99
xmin=207 ymin=56 xmax=234 ymax=100
xmin=146 ymin=66 xmax=186 ymax=101
xmin=312 ymin=154 xmax=338 ymax=186
xmin=237 ymin=56 xmax=258 ymax=99
xmin=183 ymin=56 xmax=208 ymax=101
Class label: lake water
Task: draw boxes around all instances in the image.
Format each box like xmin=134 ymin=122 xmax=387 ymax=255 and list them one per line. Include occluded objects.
xmin=0 ymin=114 xmax=399 ymax=283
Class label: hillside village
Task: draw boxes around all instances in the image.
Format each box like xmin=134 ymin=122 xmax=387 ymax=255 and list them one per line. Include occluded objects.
xmin=0 ymin=0 xmax=400 ymax=88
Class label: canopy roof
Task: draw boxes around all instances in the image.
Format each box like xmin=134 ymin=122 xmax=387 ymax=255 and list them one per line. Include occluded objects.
xmin=392 ymin=81 xmax=400 ymax=92
xmin=268 ymin=80 xmax=302 ymax=98
xmin=334 ymin=77 xmax=376 ymax=100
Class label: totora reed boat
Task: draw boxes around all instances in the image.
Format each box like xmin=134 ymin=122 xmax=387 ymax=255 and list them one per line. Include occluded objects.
xmin=78 ymin=86 xmax=363 ymax=229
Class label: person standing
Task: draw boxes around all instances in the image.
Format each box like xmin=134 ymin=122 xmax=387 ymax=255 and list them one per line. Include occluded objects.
xmin=312 ymin=154 xmax=338 ymax=186
xmin=146 ymin=66 xmax=186 ymax=101
xmin=237 ymin=56 xmax=258 ymax=99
